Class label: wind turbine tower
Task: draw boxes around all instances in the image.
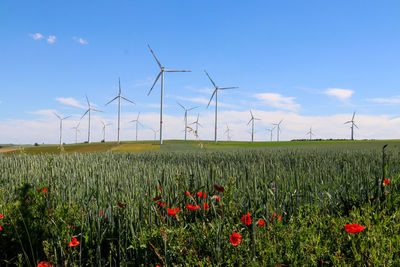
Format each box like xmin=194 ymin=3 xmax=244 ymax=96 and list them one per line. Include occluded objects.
xmin=130 ymin=112 xmax=143 ymax=141
xmin=247 ymin=110 xmax=261 ymax=142
xmin=151 ymin=128 xmax=160 ymax=141
xmin=81 ymin=96 xmax=102 ymax=143
xmin=306 ymin=127 xmax=315 ymax=141
xmin=147 ymin=44 xmax=191 ymax=145
xmin=205 ymin=70 xmax=238 ymax=142
xmin=272 ymin=120 xmax=283 ymax=141
xmin=106 ymin=77 xmax=135 ymax=144
xmin=54 ymin=113 xmax=71 ymax=146
xmin=266 ymin=127 xmax=275 ymax=142
xmin=225 ymin=124 xmax=233 ymax=141
xmin=101 ymin=120 xmax=112 ymax=142
xmin=71 ymin=122 xmax=80 ymax=144
xmin=344 ymin=111 xmax=358 ymax=140
xmin=190 ymin=114 xmax=202 ymax=138
xmin=178 ymin=102 xmax=198 ymax=141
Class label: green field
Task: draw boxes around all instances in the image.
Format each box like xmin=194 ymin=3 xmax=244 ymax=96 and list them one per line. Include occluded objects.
xmin=1 ymin=141 xmax=400 ymax=265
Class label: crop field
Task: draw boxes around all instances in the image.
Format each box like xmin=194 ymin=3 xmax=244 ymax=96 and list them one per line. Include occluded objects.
xmin=1 ymin=141 xmax=400 ymax=266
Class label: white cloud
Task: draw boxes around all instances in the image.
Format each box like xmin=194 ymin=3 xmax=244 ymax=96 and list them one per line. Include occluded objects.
xmin=73 ymin=36 xmax=88 ymax=45
xmin=367 ymin=95 xmax=400 ymax=105
xmin=47 ymin=35 xmax=56 ymax=44
xmin=28 ymin=109 xmax=58 ymax=117
xmin=56 ymin=97 xmax=86 ymax=109
xmin=254 ymin=93 xmax=300 ymax=111
xmin=324 ymin=88 xmax=354 ymax=101
xmin=175 ymin=96 xmax=237 ymax=108
xmin=29 ymin=33 xmax=44 ymax=40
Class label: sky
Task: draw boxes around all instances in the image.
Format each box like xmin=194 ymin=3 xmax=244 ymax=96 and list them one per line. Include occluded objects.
xmin=1 ymin=1 xmax=400 ymax=144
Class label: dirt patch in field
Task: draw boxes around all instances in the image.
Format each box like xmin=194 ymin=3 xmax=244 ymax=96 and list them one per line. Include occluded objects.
xmin=0 ymin=147 xmax=21 ymax=153
xmin=112 ymin=144 xmax=161 ymax=152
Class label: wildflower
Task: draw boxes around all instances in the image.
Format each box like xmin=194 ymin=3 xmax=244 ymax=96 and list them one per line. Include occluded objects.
xmin=257 ymin=220 xmax=265 ymax=226
xmin=197 ymin=192 xmax=204 ymax=198
xmin=384 ymin=178 xmax=390 ymax=186
xmin=157 ymin=201 xmax=166 ymax=207
xmin=100 ymin=211 xmax=104 ymax=216
xmin=186 ymin=204 xmax=200 ymax=210
xmin=0 ymin=225 xmax=2 ymax=231
xmin=203 ymin=203 xmax=209 ymax=210
xmin=158 ymin=186 xmax=162 ymax=192
xmin=167 ymin=208 xmax=180 ymax=216
xmin=0 ymin=214 xmax=4 ymax=219
xmin=153 ymin=196 xmax=161 ymax=201
xmin=214 ymin=196 xmax=220 ymax=201
xmin=184 ymin=191 xmax=193 ymax=197
xmin=37 ymin=187 xmax=47 ymax=194
xmin=344 ymin=223 xmax=366 ymax=233
xmin=241 ymin=212 xmax=251 ymax=225
xmin=117 ymin=201 xmax=126 ymax=209
xmin=273 ymin=213 xmax=282 ymax=220
xmin=68 ymin=237 xmax=80 ymax=247
xmin=37 ymin=261 xmax=52 ymax=267
xmin=229 ymin=232 xmax=242 ymax=246
xmin=214 ymin=184 xmax=224 ymax=193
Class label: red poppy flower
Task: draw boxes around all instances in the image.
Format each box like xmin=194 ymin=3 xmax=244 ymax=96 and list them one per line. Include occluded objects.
xmin=153 ymin=196 xmax=161 ymax=201
xmin=117 ymin=201 xmax=126 ymax=209
xmin=196 ymin=192 xmax=203 ymax=198
xmin=157 ymin=201 xmax=166 ymax=207
xmin=0 ymin=214 xmax=4 ymax=219
xmin=344 ymin=223 xmax=365 ymax=233
xmin=37 ymin=188 xmax=41 ymax=192
xmin=241 ymin=212 xmax=251 ymax=225
xmin=184 ymin=191 xmax=193 ymax=197
xmin=273 ymin=213 xmax=282 ymax=220
xmin=167 ymin=208 xmax=176 ymax=216
xmin=257 ymin=220 xmax=265 ymax=226
xmin=37 ymin=261 xmax=52 ymax=267
xmin=43 ymin=188 xmax=48 ymax=194
xmin=384 ymin=178 xmax=390 ymax=186
xmin=203 ymin=203 xmax=209 ymax=210
xmin=68 ymin=237 xmax=80 ymax=247
xmin=186 ymin=204 xmax=200 ymax=210
xmin=229 ymin=232 xmax=242 ymax=246
xmin=0 ymin=225 xmax=2 ymax=231
xmin=215 ymin=196 xmax=220 ymax=201
xmin=158 ymin=186 xmax=162 ymax=192
xmin=214 ymin=185 xmax=225 ymax=193
xmin=100 ymin=211 xmax=104 ymax=216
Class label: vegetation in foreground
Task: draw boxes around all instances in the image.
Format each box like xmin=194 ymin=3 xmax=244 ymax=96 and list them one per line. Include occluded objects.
xmin=0 ymin=145 xmax=400 ymax=266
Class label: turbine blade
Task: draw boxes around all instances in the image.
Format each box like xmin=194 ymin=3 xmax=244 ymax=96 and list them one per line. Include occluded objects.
xmin=118 ymin=77 xmax=121 ymax=95
xmin=121 ymin=96 xmax=136 ymax=105
xmin=148 ymin=72 xmax=162 ymax=96
xmin=137 ymin=112 xmax=140 ymax=120
xmin=247 ymin=118 xmax=253 ymax=125
xmin=147 ymin=44 xmax=163 ymax=69
xmin=352 ymin=111 xmax=355 ymax=120
xmin=91 ymin=108 xmax=103 ymax=112
xmin=80 ymin=110 xmax=89 ymax=120
xmin=204 ymin=70 xmax=217 ymax=88
xmin=219 ymin=86 xmax=238 ymax=90
xmin=165 ymin=70 xmax=191 ymax=72
xmin=344 ymin=121 xmax=351 ymax=124
xmin=177 ymin=102 xmax=185 ymax=110
xmin=53 ymin=113 xmax=61 ymax=119
xmin=63 ymin=116 xmax=71 ymax=120
xmin=250 ymin=110 xmax=254 ymax=118
xmin=86 ymin=95 xmax=90 ymax=106
xmin=207 ymin=89 xmax=217 ymax=108
xmin=105 ymin=96 xmax=118 ymax=106
xmin=353 ymin=123 xmax=359 ymax=129
xmin=187 ymin=106 xmax=199 ymax=111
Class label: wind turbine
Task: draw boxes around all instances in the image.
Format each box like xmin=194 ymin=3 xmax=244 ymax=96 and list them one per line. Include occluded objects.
xmin=178 ymin=102 xmax=198 ymax=141
xmin=147 ymin=44 xmax=191 ymax=145
xmin=247 ymin=110 xmax=261 ymax=142
xmin=106 ymin=77 xmax=135 ymax=144
xmin=81 ymin=95 xmax=102 ymax=143
xmin=266 ymin=126 xmax=275 ymax=142
xmin=71 ymin=122 xmax=80 ymax=144
xmin=272 ymin=120 xmax=283 ymax=141
xmin=190 ymin=113 xmax=202 ymax=138
xmin=130 ymin=112 xmax=143 ymax=141
xmin=101 ymin=120 xmax=112 ymax=142
xmin=224 ymin=124 xmax=233 ymax=141
xmin=205 ymin=70 xmax=238 ymax=142
xmin=344 ymin=111 xmax=358 ymax=140
xmin=54 ymin=113 xmax=71 ymax=146
xmin=305 ymin=126 xmax=315 ymax=141
xmin=151 ymin=128 xmax=159 ymax=141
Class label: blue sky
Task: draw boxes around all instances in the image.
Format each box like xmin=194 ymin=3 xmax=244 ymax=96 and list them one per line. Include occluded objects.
xmin=1 ymin=1 xmax=400 ymax=144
